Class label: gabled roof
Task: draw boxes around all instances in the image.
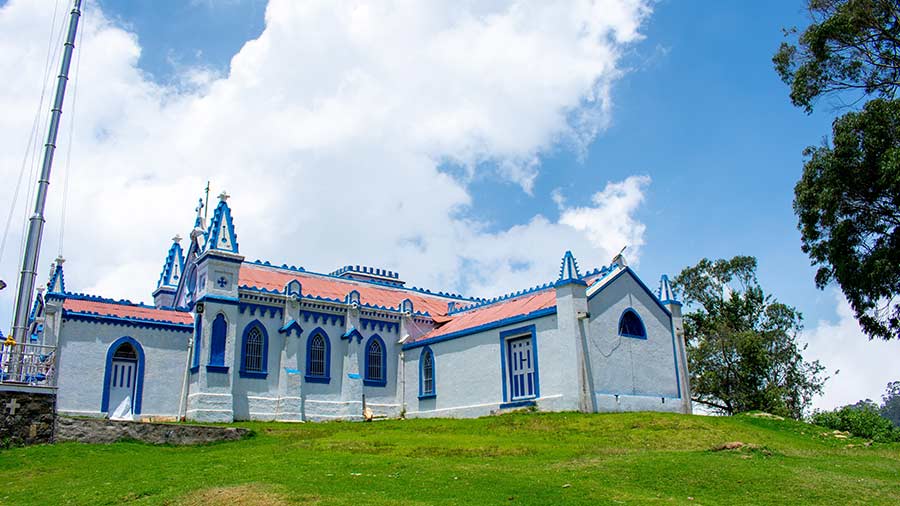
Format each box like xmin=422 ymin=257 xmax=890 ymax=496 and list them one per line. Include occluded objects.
xmin=56 ymin=293 xmax=193 ymax=327
xmin=203 ymin=193 xmax=239 ymax=254
xmin=238 ymin=262 xmax=474 ymax=316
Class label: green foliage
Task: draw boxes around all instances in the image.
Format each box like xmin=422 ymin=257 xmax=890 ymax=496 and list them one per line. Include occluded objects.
xmin=1 ymin=412 xmax=899 ymax=505
xmin=794 ymin=98 xmax=900 ymax=340
xmin=773 ymin=0 xmax=900 ymax=113
xmin=673 ymin=257 xmax=827 ymax=419
xmin=811 ymin=402 xmax=900 ymax=442
xmin=881 ymin=380 xmax=900 ymax=426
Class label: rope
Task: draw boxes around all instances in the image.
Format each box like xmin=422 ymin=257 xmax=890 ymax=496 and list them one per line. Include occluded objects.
xmin=58 ymin=0 xmax=87 ymax=256
xmin=0 ymin=0 xmax=64 ymax=265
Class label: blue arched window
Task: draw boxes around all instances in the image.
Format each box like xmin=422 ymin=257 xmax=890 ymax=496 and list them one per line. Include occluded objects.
xmin=305 ymin=328 xmax=331 ymax=384
xmin=364 ymin=335 xmax=387 ymax=387
xmin=207 ymin=313 xmax=228 ymax=372
xmin=618 ymin=309 xmax=647 ymax=339
xmin=240 ymin=321 xmax=269 ymax=379
xmin=190 ymin=314 xmax=202 ymax=372
xmin=419 ymin=346 xmax=435 ymax=399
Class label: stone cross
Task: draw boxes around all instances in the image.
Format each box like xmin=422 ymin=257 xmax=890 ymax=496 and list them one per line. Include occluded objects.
xmin=5 ymin=398 xmax=19 ymax=415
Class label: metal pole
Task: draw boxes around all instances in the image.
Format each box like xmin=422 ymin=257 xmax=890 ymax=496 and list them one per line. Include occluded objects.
xmin=11 ymin=0 xmax=83 ymax=342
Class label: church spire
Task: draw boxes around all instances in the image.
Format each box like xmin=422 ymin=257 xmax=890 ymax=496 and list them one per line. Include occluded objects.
xmin=658 ymin=274 xmax=679 ymax=304
xmin=556 ymin=251 xmax=586 ymax=286
xmin=203 ymin=191 xmax=239 ymax=254
xmin=46 ymin=255 xmax=66 ymax=293
xmin=157 ymin=235 xmax=185 ymax=291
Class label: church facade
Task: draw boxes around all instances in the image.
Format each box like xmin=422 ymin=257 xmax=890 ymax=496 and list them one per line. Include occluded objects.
xmin=33 ymin=193 xmax=691 ymax=422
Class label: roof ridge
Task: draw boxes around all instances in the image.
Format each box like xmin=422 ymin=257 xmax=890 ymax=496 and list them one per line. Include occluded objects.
xmin=49 ymin=291 xmax=189 ymax=313
xmin=245 ymin=259 xmax=476 ymax=301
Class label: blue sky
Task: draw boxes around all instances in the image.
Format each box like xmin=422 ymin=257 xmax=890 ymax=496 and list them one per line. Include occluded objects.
xmin=1 ymin=0 xmax=896 ymax=409
xmin=97 ymin=0 xmax=836 ymax=322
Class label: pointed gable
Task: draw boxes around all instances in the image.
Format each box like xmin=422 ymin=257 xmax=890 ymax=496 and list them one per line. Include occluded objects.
xmin=204 ymin=191 xmax=239 ymax=254
xmin=47 ymin=256 xmax=66 ymax=293
xmin=556 ymin=250 xmax=586 ymax=287
xmin=157 ymin=236 xmax=185 ymax=290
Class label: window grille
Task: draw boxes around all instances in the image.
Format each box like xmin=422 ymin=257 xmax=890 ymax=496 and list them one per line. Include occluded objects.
xmin=244 ymin=327 xmax=264 ymax=372
xmin=366 ymin=339 xmax=383 ymax=381
xmin=309 ymin=334 xmax=326 ymax=377
xmin=422 ymin=349 xmax=434 ymax=395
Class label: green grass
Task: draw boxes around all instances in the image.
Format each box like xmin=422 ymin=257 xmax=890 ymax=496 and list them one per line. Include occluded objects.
xmin=2 ymin=411 xmax=898 ymax=505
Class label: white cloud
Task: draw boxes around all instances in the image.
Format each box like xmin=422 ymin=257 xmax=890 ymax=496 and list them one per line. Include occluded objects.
xmin=802 ymin=290 xmax=900 ymax=411
xmin=0 ymin=0 xmax=653 ymax=321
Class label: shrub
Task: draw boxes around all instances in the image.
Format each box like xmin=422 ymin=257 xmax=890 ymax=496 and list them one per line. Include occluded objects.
xmin=811 ymin=403 xmax=900 ymax=443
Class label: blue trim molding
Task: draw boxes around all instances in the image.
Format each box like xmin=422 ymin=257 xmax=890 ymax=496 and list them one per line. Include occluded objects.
xmin=499 ymin=324 xmax=540 ymax=404
xmin=418 ymin=346 xmax=435 ymax=399
xmin=618 ymin=308 xmax=648 ymax=339
xmin=360 ymin=317 xmax=399 ymax=334
xmin=239 ymin=320 xmax=269 ymax=379
xmin=342 ymin=327 xmax=363 ymax=342
xmin=402 ymin=307 xmax=557 ymax=350
xmin=304 ymin=327 xmax=332 ymax=384
xmin=279 ymin=319 xmax=304 ymax=337
xmin=208 ymin=313 xmax=228 ymax=369
xmin=100 ymin=336 xmax=145 ymax=415
xmin=587 ymin=267 xmax=673 ymax=317
xmin=363 ymin=334 xmax=387 ymax=387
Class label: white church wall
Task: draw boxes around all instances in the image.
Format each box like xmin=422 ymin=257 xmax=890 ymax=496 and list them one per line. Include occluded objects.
xmin=403 ymin=313 xmax=564 ymax=419
xmin=585 ymin=271 xmax=685 ymax=413
xmin=56 ymin=318 xmax=189 ymax=420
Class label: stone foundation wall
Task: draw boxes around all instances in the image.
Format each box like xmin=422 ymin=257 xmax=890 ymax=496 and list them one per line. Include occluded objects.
xmin=55 ymin=417 xmax=250 ymax=445
xmin=0 ymin=387 xmax=56 ymax=447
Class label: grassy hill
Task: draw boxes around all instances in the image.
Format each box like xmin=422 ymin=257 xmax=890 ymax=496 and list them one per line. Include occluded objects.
xmin=1 ymin=411 xmax=898 ymax=505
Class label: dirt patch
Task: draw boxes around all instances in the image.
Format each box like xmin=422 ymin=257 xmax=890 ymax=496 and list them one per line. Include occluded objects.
xmin=710 ymin=441 xmax=776 ymax=457
xmin=177 ymin=483 xmax=305 ymax=506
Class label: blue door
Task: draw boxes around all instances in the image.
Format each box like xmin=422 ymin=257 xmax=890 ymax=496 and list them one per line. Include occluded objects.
xmin=507 ymin=337 xmax=535 ymax=400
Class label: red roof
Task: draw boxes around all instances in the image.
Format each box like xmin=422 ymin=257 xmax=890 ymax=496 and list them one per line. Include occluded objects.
xmin=414 ymin=288 xmax=557 ymax=341
xmin=63 ymin=298 xmax=193 ymax=325
xmin=239 ymin=263 xmax=464 ymax=316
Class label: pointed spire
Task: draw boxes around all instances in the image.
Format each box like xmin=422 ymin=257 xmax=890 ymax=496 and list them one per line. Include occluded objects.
xmin=203 ymin=190 xmax=239 ymax=254
xmin=157 ymin=236 xmax=185 ymax=290
xmin=658 ymin=274 xmax=679 ymax=304
xmin=558 ymin=251 xmax=582 ymax=281
xmin=556 ymin=251 xmax=587 ymax=287
xmin=47 ymin=255 xmax=66 ymax=293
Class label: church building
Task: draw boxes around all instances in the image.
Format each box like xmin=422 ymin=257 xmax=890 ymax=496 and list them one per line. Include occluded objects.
xmin=33 ymin=192 xmax=691 ymax=422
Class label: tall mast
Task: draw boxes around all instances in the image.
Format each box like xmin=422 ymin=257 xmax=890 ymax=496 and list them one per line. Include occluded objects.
xmin=11 ymin=0 xmax=83 ymax=342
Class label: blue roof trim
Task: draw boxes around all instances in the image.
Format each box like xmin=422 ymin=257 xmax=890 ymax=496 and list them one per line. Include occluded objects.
xmin=45 ymin=291 xmax=189 ymax=313
xmin=245 ymin=259 xmax=474 ymax=302
xmin=342 ymin=327 xmax=363 ymax=342
xmin=204 ymin=198 xmax=239 ymax=254
xmin=279 ymin=319 xmax=304 ymax=337
xmin=402 ymin=306 xmax=557 ymax=350
xmin=237 ymin=284 xmax=434 ymax=317
xmin=587 ymin=267 xmax=673 ymax=317
xmin=558 ymin=250 xmax=582 ymax=281
xmin=156 ymin=240 xmax=185 ymax=289
xmin=47 ymin=263 xmax=65 ymax=293
xmin=62 ymin=310 xmax=193 ymax=332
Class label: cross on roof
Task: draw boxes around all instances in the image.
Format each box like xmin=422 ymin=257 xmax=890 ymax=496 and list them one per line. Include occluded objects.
xmin=172 ymin=234 xmax=182 ymax=244
xmin=218 ymin=191 xmax=230 ymax=202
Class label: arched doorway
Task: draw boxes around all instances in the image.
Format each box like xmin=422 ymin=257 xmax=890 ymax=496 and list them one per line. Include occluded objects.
xmin=101 ymin=337 xmax=145 ymax=420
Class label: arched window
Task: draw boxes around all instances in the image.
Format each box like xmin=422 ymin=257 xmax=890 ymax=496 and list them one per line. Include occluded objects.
xmin=364 ymin=335 xmax=386 ymax=387
xmin=305 ymin=328 xmax=331 ymax=384
xmin=618 ymin=309 xmax=647 ymax=339
xmin=239 ymin=321 xmax=269 ymax=378
xmin=419 ymin=346 xmax=435 ymax=398
xmin=207 ymin=313 xmax=228 ymax=372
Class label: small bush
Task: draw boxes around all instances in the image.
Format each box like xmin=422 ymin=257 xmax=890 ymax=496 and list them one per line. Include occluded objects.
xmin=811 ymin=404 xmax=900 ymax=443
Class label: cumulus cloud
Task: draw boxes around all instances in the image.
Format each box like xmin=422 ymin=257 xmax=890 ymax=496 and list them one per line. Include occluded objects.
xmin=0 ymin=0 xmax=654 ymax=320
xmin=802 ymin=290 xmax=900 ymax=411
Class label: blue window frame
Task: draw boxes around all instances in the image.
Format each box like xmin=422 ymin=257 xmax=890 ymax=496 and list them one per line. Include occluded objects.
xmin=618 ymin=309 xmax=647 ymax=339
xmin=101 ymin=336 xmax=145 ymax=415
xmin=499 ymin=325 xmax=539 ymax=409
xmin=418 ymin=346 xmax=435 ymax=399
xmin=239 ymin=320 xmax=269 ymax=379
xmin=190 ymin=314 xmax=202 ymax=373
xmin=207 ymin=313 xmax=229 ymax=373
xmin=364 ymin=334 xmax=387 ymax=387
xmin=305 ymin=327 xmax=331 ymax=384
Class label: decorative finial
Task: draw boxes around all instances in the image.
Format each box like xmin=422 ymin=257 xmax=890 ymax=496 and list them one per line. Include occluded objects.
xmin=218 ymin=191 xmax=230 ymax=202
xmin=172 ymin=234 xmax=182 ymax=244
xmin=195 ymin=198 xmax=204 ymax=217
xmin=55 ymin=255 xmax=65 ymax=265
